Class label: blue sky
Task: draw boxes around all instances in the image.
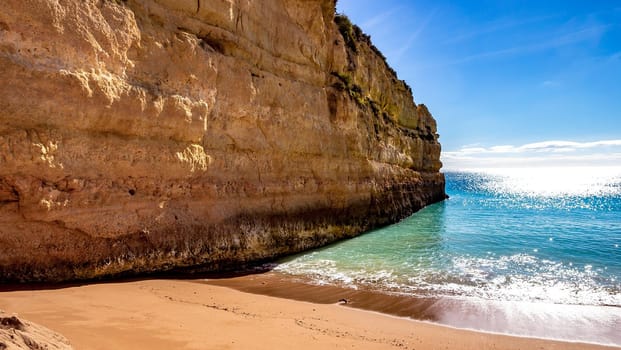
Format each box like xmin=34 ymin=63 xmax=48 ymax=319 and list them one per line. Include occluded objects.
xmin=336 ymin=0 xmax=621 ymax=169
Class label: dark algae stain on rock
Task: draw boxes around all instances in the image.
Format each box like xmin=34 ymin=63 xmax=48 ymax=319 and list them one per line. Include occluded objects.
xmin=0 ymin=316 xmax=24 ymax=331
xmin=0 ymin=0 xmax=445 ymax=282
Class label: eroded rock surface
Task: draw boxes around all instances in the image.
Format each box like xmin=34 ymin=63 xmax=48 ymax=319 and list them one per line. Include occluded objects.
xmin=0 ymin=0 xmax=445 ymax=282
xmin=0 ymin=312 xmax=73 ymax=349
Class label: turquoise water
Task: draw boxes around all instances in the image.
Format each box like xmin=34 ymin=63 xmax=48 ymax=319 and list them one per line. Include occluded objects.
xmin=274 ymin=167 xmax=621 ymax=342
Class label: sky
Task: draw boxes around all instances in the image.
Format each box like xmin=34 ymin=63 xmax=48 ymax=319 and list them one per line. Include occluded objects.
xmin=336 ymin=0 xmax=621 ymax=169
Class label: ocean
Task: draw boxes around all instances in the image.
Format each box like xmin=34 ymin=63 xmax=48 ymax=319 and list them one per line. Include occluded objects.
xmin=273 ymin=167 xmax=621 ymax=345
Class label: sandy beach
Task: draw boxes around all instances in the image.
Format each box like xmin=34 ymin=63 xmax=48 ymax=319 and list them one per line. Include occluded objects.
xmin=0 ymin=277 xmax=618 ymax=350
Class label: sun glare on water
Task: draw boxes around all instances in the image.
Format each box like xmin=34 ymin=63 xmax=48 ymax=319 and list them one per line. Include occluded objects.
xmin=465 ymin=166 xmax=621 ymax=197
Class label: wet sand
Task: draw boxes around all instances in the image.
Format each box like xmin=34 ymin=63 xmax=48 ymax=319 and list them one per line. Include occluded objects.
xmin=0 ymin=276 xmax=618 ymax=350
xmin=209 ymin=272 xmax=621 ymax=346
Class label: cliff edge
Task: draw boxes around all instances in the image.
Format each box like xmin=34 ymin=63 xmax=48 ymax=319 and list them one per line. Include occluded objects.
xmin=0 ymin=0 xmax=445 ymax=282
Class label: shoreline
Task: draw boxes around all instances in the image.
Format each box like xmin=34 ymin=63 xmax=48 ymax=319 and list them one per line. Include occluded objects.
xmin=206 ymin=271 xmax=621 ymax=347
xmin=0 ymin=276 xmax=618 ymax=349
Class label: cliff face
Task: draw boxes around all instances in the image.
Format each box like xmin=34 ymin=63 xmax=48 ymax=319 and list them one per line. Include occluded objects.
xmin=0 ymin=0 xmax=445 ymax=282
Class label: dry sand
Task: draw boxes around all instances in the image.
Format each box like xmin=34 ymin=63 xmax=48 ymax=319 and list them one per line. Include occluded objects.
xmin=0 ymin=278 xmax=618 ymax=350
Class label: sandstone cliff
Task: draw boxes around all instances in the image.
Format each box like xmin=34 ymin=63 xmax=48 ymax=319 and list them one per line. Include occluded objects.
xmin=0 ymin=0 xmax=445 ymax=282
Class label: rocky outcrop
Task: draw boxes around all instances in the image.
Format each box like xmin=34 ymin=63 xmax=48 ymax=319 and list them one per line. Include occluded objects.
xmin=0 ymin=312 xmax=73 ymax=349
xmin=0 ymin=0 xmax=445 ymax=282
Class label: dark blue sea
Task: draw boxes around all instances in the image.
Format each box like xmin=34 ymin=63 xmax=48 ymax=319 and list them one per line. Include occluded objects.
xmin=275 ymin=167 xmax=621 ymax=345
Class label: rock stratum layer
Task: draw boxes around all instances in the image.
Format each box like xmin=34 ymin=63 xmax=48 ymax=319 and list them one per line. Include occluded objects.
xmin=0 ymin=0 xmax=445 ymax=282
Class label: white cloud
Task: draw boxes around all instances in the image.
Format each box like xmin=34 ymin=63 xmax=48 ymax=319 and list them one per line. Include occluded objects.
xmin=541 ymin=80 xmax=561 ymax=87
xmin=362 ymin=8 xmax=401 ymax=30
xmin=449 ymin=139 xmax=621 ymax=154
xmin=389 ymin=8 xmax=438 ymax=63
xmin=442 ymin=139 xmax=621 ymax=170
xmin=443 ymin=14 xmax=559 ymax=44
xmin=438 ymin=24 xmax=610 ymax=67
